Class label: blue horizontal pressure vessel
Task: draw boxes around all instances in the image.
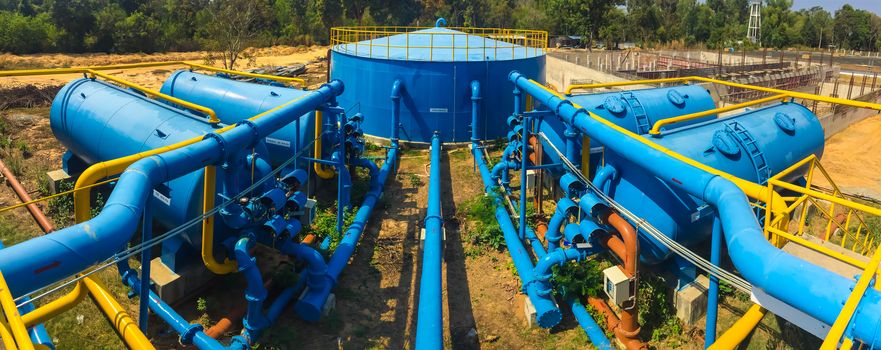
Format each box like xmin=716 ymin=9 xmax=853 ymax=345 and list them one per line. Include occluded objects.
xmin=538 ymin=85 xmax=717 ymax=168
xmin=50 ymin=78 xmax=262 ymax=253
xmin=160 ymin=70 xmax=315 ymax=167
xmin=599 ymin=102 xmax=825 ymax=264
xmin=331 ymin=27 xmax=546 ymax=143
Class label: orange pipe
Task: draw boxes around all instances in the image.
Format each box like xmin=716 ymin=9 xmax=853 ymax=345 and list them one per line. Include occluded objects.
xmin=205 ymin=278 xmax=273 ymax=339
xmin=0 ymin=159 xmax=54 ymax=233
xmin=593 ymin=211 xmax=646 ymax=350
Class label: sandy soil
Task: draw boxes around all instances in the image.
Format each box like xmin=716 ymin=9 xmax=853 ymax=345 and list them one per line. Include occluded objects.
xmin=0 ymin=45 xmax=329 ymax=90
xmin=814 ymin=113 xmax=881 ymax=198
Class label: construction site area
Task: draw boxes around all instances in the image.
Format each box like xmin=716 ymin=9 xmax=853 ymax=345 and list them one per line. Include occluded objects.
xmin=0 ymin=20 xmax=880 ymax=350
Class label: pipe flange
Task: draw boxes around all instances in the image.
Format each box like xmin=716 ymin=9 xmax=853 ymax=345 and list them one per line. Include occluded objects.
xmin=554 ymin=100 xmax=573 ymax=118
xmin=180 ymin=323 xmax=204 ymax=345
xmin=203 ymin=133 xmax=226 ymax=155
xmin=235 ymin=120 xmax=261 ymax=145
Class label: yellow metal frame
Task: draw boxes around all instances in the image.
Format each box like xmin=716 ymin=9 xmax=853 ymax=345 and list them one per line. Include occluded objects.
xmin=330 ymin=26 xmax=547 ymax=62
xmin=313 ymin=111 xmax=336 ymax=179
xmin=0 ymin=271 xmax=34 ymax=350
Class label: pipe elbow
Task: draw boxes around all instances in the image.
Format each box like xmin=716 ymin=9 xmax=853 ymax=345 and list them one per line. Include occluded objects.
xmin=324 ymin=79 xmax=345 ymax=97
xmin=390 ymin=79 xmax=403 ymax=100
xmin=435 ymin=18 xmax=446 ymax=27
xmin=470 ymin=80 xmax=481 ymax=101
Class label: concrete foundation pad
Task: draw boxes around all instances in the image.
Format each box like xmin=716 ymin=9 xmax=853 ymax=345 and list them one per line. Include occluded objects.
xmin=674 ymin=274 xmax=709 ymax=325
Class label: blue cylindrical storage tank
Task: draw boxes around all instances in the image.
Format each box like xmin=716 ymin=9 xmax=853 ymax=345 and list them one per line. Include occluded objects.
xmin=159 ymin=70 xmax=315 ymax=167
xmin=599 ymin=102 xmax=824 ymax=264
xmin=50 ymin=78 xmax=259 ymax=250
xmin=330 ymin=25 xmax=546 ymax=143
xmin=538 ymin=85 xmax=718 ymax=168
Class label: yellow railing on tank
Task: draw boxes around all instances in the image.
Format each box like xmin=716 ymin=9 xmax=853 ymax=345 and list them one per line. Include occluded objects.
xmin=329 ymin=26 xmax=547 ymax=62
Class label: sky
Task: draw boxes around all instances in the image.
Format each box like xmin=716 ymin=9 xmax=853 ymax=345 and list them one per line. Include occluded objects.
xmin=791 ymin=0 xmax=881 ymax=16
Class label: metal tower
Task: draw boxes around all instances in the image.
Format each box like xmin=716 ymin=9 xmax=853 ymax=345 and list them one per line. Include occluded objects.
xmin=747 ymin=0 xmax=762 ymax=45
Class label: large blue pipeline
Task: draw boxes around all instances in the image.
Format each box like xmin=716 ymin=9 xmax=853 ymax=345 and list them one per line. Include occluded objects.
xmin=415 ymin=133 xmax=444 ymax=349
xmin=508 ymin=71 xmax=881 ymax=346
xmin=0 ymin=80 xmax=345 ymax=298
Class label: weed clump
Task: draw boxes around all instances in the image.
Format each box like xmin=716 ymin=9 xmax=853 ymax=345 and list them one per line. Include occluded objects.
xmin=462 ymin=194 xmax=505 ymax=253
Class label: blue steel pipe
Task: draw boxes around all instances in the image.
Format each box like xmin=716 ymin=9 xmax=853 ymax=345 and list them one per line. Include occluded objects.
xmin=0 ymin=80 xmax=344 ymax=298
xmin=568 ymin=299 xmax=613 ymax=350
xmin=471 ymin=145 xmax=561 ymax=328
xmin=295 ymin=144 xmax=398 ymax=322
xmin=547 ymin=198 xmax=578 ymax=252
xmin=508 ymin=71 xmax=881 ymax=346
xmin=233 ymin=237 xmax=269 ymax=340
xmin=415 ymin=133 xmax=444 ymax=350
xmin=391 ymin=80 xmax=403 ymax=144
xmin=0 ymin=241 xmax=54 ymax=350
xmin=705 ymin=215 xmax=721 ymax=348
xmin=471 ymin=81 xmax=481 ymax=142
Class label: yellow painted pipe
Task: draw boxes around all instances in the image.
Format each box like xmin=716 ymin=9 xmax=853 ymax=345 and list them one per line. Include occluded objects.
xmin=201 ymin=166 xmax=236 ymax=274
xmin=313 ymin=110 xmax=336 ymax=179
xmin=81 ymin=277 xmax=155 ymax=350
xmin=708 ymin=304 xmax=766 ymax=350
xmin=21 ymin=281 xmax=87 ymax=327
xmin=648 ymin=93 xmax=789 ymax=135
xmin=0 ymin=271 xmax=34 ymax=350
xmin=581 ymin=135 xmax=590 ymax=180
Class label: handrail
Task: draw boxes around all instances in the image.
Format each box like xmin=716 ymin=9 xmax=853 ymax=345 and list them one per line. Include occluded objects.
xmin=648 ymin=93 xmax=789 ymax=135
xmin=565 ymin=76 xmax=881 ymax=113
xmin=822 ymin=249 xmax=881 ymax=348
xmin=0 ymin=271 xmax=34 ymax=350
xmin=330 ymin=26 xmax=547 ymax=62
xmin=87 ymin=69 xmax=221 ymax=123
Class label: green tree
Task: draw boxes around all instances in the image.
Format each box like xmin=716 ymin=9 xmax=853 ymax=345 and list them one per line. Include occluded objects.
xmin=113 ymin=10 xmax=160 ymax=53
xmin=799 ymin=6 xmax=832 ymax=49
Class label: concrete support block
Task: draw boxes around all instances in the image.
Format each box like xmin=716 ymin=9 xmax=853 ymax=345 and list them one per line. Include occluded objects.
xmin=147 ymin=257 xmax=215 ymax=304
xmin=521 ymin=294 xmax=539 ymax=328
xmin=322 ymin=293 xmax=336 ymax=318
xmin=45 ymin=169 xmax=71 ymax=194
xmin=674 ymin=274 xmax=709 ymax=325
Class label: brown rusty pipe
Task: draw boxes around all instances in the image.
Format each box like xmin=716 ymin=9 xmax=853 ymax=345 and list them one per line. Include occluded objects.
xmin=0 ymin=159 xmax=54 ymax=233
xmin=594 ymin=210 xmax=646 ymax=350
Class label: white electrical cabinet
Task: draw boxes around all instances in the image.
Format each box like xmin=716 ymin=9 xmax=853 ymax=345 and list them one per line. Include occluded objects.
xmin=603 ymin=265 xmax=634 ymax=306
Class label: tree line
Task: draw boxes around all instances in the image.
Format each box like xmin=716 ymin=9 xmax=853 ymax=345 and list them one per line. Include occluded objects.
xmin=0 ymin=0 xmax=878 ymax=55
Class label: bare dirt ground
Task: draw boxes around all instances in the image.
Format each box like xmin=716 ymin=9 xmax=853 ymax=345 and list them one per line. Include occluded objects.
xmin=0 ymin=45 xmax=329 ymax=90
xmin=814 ymin=113 xmax=881 ymax=198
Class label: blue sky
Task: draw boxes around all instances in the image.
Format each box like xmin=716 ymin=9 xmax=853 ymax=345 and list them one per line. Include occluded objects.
xmin=791 ymin=0 xmax=880 ymax=16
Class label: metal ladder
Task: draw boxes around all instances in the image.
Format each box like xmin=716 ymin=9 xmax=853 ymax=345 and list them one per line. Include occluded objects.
xmin=725 ymin=121 xmax=772 ymax=226
xmin=621 ymin=91 xmax=651 ymax=134
xmin=725 ymin=121 xmax=772 ymax=185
